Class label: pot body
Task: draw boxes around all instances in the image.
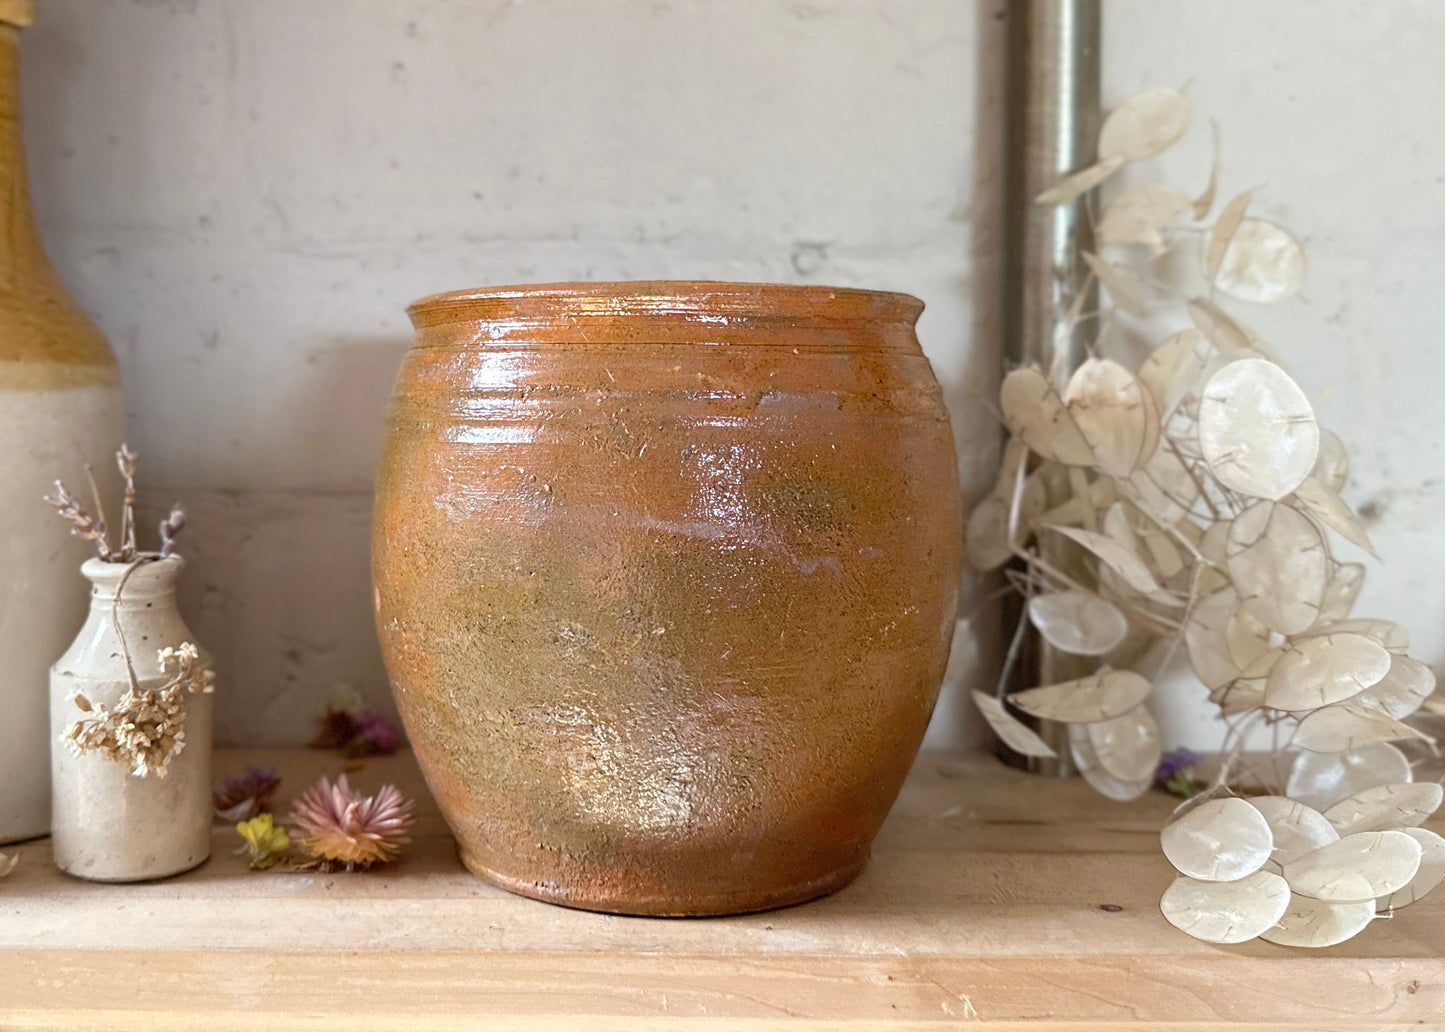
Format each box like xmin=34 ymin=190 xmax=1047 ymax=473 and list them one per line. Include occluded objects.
xmin=374 ymin=281 xmax=962 ymax=915
xmin=0 ymin=10 xmax=125 ymax=844
xmin=50 ymin=557 xmax=212 ymax=881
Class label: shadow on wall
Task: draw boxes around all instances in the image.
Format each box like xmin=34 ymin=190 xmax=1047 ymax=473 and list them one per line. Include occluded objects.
xmin=150 ymin=335 xmax=411 ymax=747
xmin=922 ymin=0 xmax=1007 ymax=753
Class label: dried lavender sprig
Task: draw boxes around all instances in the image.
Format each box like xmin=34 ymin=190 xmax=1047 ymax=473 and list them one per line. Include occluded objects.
xmin=44 ymin=479 xmax=113 ymax=560
xmin=116 ymin=444 xmax=138 ymax=561
xmin=159 ymin=504 xmax=186 ymax=557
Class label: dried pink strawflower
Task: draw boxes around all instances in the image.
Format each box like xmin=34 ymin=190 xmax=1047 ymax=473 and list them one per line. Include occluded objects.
xmin=289 ymin=774 xmax=414 ymax=871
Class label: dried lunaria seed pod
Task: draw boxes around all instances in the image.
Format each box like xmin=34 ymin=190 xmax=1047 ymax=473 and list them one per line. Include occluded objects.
xmin=1286 ymin=744 xmax=1413 ymax=811
xmin=1377 ymin=828 xmax=1445 ymax=911
xmin=1321 ymin=782 xmax=1443 ymax=837
xmin=1260 ymin=894 xmax=1376 ymax=948
xmin=1009 ymin=669 xmax=1151 ymax=723
xmin=1282 ymin=831 xmax=1421 ymax=902
xmin=970 ymin=85 xmax=1439 ymax=949
xmin=1026 ymin=591 xmax=1129 ymax=657
xmin=1160 ymin=869 xmax=1291 ymax=944
xmin=1161 ymin=798 xmax=1273 ymax=882
xmin=1246 ymin=796 xmax=1338 ymax=867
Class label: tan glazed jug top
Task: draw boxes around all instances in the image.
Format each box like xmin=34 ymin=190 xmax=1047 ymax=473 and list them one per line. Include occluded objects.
xmin=405 ymin=280 xmax=926 ymax=341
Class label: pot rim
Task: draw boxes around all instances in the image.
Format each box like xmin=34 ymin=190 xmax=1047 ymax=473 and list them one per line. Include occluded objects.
xmin=407 ymin=280 xmax=924 ymax=330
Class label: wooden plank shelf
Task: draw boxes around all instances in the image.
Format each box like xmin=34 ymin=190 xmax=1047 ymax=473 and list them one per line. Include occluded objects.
xmin=2 ymin=747 xmax=1441 ymax=1029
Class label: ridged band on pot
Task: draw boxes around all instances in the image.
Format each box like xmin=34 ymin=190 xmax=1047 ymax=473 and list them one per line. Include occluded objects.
xmin=373 ymin=281 xmax=963 ymax=915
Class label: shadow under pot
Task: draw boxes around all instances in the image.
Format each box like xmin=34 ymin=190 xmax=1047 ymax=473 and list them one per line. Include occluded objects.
xmin=372 ymin=281 xmax=963 ymax=916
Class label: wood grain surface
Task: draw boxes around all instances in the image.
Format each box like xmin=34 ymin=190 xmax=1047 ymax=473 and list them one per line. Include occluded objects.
xmin=1 ymin=747 xmax=1440 ymax=1029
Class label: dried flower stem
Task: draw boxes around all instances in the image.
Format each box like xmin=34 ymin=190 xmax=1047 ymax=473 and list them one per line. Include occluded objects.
xmin=43 ymin=480 xmax=113 ymax=560
xmin=116 ymin=444 xmax=138 ymax=561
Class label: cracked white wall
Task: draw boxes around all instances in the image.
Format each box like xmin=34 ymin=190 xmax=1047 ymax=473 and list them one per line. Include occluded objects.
xmin=22 ymin=0 xmax=1006 ymax=746
xmin=18 ymin=0 xmax=1443 ymax=747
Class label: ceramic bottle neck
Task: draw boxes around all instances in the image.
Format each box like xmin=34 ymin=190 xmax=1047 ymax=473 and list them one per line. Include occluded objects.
xmin=82 ymin=556 xmax=185 ymax=613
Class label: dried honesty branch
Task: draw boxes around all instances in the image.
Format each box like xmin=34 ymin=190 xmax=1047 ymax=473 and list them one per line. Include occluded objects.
xmin=0 ymin=850 xmax=17 ymax=878
xmin=62 ymin=642 xmax=215 ymax=778
xmin=970 ymin=85 xmax=1441 ymax=949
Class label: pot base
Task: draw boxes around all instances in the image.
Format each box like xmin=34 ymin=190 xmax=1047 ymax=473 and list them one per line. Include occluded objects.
xmin=459 ymin=846 xmax=869 ymax=918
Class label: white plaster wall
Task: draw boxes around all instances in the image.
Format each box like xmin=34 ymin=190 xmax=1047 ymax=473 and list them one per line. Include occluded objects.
xmin=20 ymin=0 xmax=1006 ymax=746
xmin=18 ymin=0 xmax=1443 ymax=748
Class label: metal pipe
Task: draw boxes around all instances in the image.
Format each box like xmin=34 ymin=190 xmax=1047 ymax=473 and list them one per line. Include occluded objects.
xmin=999 ymin=0 xmax=1101 ymax=775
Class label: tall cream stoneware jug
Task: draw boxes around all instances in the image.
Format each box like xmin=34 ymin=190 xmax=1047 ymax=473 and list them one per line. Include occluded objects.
xmin=0 ymin=0 xmax=125 ymax=844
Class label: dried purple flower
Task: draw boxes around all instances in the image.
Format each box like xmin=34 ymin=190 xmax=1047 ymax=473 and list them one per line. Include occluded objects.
xmin=308 ymin=706 xmax=359 ymax=750
xmin=1155 ymin=747 xmax=1202 ymax=798
xmin=309 ymin=705 xmax=402 ymax=757
xmin=289 ymin=774 xmax=414 ymax=870
xmin=344 ymin=711 xmax=401 ymax=758
xmin=214 ymin=764 xmax=281 ymax=821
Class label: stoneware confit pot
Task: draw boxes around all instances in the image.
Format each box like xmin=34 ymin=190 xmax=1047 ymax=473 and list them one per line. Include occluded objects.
xmin=373 ymin=281 xmax=962 ymax=915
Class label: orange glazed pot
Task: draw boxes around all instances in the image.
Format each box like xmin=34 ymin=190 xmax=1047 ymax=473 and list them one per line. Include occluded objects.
xmin=373 ymin=282 xmax=962 ymax=915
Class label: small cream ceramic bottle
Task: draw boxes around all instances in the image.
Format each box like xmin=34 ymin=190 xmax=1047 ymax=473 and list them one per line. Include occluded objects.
xmin=50 ymin=556 xmax=213 ymax=881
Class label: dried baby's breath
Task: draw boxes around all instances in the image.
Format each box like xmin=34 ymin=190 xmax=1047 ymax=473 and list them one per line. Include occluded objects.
xmin=62 ymin=641 xmax=214 ymax=778
xmin=970 ymin=85 xmax=1440 ymax=949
